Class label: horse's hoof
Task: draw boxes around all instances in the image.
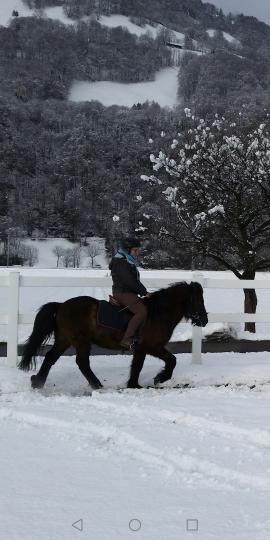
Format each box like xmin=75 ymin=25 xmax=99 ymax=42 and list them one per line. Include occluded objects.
xmin=127 ymin=382 xmax=142 ymax=389
xmin=154 ymin=372 xmax=171 ymax=385
xmin=31 ymin=375 xmax=44 ymax=389
xmin=91 ymin=381 xmax=103 ymax=390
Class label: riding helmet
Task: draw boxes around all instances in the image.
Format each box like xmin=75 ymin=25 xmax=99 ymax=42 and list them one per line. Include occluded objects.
xmin=121 ymin=236 xmax=141 ymax=251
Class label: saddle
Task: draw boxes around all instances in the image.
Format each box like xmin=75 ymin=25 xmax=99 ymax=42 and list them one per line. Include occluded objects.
xmin=97 ymin=296 xmax=131 ymax=332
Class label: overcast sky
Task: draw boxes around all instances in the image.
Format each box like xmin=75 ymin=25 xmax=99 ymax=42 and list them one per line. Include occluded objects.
xmin=202 ymin=0 xmax=270 ymax=25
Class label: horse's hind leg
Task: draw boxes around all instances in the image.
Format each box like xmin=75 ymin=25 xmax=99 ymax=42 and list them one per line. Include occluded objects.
xmin=153 ymin=348 xmax=176 ymax=385
xmin=31 ymin=339 xmax=68 ymax=389
xmin=75 ymin=343 xmax=103 ymax=390
xmin=127 ymin=350 xmax=146 ymax=389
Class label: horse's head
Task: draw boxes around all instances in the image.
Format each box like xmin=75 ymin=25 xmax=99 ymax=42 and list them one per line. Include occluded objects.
xmin=185 ymin=282 xmax=208 ymax=327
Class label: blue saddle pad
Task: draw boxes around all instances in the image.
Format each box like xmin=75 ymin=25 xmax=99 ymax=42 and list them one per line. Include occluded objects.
xmin=97 ymin=300 xmax=130 ymax=331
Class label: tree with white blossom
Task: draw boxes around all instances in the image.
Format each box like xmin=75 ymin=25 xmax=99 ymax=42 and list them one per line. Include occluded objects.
xmin=141 ymin=110 xmax=270 ymax=332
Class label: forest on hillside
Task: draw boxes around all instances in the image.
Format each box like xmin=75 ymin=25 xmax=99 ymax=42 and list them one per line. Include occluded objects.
xmin=1 ymin=0 xmax=270 ymax=269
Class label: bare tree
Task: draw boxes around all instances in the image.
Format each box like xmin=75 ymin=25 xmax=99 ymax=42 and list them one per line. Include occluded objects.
xmin=70 ymin=246 xmax=82 ymax=268
xmin=52 ymin=245 xmax=66 ymax=267
xmin=19 ymin=245 xmax=39 ymax=267
xmin=2 ymin=226 xmax=26 ymax=265
xmin=86 ymin=242 xmax=101 ymax=267
xmin=57 ymin=246 xmax=83 ymax=268
xmin=62 ymin=249 xmax=73 ymax=268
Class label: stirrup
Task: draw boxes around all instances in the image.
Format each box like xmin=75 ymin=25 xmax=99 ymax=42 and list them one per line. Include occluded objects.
xmin=129 ymin=341 xmax=137 ymax=353
xmin=109 ymin=295 xmax=121 ymax=307
xmin=120 ymin=337 xmax=136 ymax=352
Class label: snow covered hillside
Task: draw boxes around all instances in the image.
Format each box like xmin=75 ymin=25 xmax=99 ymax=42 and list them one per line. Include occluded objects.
xmin=98 ymin=14 xmax=160 ymax=37
xmin=0 ymin=4 xmax=183 ymax=108
xmin=1 ymin=4 xmax=234 ymax=109
xmin=99 ymin=14 xmax=185 ymax=45
xmin=0 ymin=0 xmax=31 ymax=25
xmin=0 ymin=0 xmax=73 ymax=26
xmin=206 ymin=28 xmax=241 ymax=47
xmin=69 ymin=66 xmax=180 ymax=108
xmin=1 ymin=353 xmax=270 ymax=540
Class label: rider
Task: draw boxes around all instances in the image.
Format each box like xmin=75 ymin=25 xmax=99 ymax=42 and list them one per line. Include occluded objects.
xmin=109 ymin=236 xmax=148 ymax=350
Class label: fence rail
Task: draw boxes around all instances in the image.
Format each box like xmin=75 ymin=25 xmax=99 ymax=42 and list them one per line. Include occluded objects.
xmin=1 ymin=270 xmax=270 ymax=367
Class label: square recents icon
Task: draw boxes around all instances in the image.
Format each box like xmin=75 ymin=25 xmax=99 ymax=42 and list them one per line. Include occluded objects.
xmin=186 ymin=519 xmax=199 ymax=532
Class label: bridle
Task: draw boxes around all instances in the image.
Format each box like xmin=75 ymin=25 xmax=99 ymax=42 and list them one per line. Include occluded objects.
xmin=186 ymin=285 xmax=206 ymax=326
xmin=188 ymin=311 xmax=204 ymax=326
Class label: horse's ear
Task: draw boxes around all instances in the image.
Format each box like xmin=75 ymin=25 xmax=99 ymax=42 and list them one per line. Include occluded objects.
xmin=190 ymin=282 xmax=203 ymax=297
xmin=190 ymin=281 xmax=202 ymax=290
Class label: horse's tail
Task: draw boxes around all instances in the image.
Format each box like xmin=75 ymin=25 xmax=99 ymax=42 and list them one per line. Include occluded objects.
xmin=18 ymin=302 xmax=60 ymax=371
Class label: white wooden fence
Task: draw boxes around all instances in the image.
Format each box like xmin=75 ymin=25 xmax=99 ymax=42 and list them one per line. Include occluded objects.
xmin=1 ymin=270 xmax=270 ymax=368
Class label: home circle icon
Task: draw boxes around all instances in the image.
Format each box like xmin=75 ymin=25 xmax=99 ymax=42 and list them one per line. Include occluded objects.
xmin=129 ymin=519 xmax=142 ymax=532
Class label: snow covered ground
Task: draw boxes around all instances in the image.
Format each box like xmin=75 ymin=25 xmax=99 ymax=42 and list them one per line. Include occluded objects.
xmin=0 ymin=0 xmax=76 ymax=26
xmin=1 ymin=352 xmax=270 ymax=540
xmin=0 ymin=3 xmax=181 ymax=43
xmin=98 ymin=14 xmax=160 ymax=38
xmin=1 ymin=255 xmax=270 ymax=540
xmin=222 ymin=30 xmax=241 ymax=45
xmin=0 ymin=2 xmax=181 ymax=44
xmin=69 ymin=66 xmax=180 ymax=108
xmin=0 ymin=0 xmax=32 ymax=26
xmin=41 ymin=5 xmax=75 ymax=25
xmin=206 ymin=28 xmax=241 ymax=47
xmin=23 ymin=236 xmax=107 ymax=269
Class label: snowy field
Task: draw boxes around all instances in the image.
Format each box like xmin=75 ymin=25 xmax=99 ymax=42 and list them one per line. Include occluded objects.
xmin=23 ymin=236 xmax=107 ymax=269
xmin=206 ymin=28 xmax=241 ymax=46
xmin=1 ymin=263 xmax=270 ymax=540
xmin=0 ymin=0 xmax=75 ymax=26
xmin=69 ymin=66 xmax=180 ymax=108
xmin=1 ymin=353 xmax=270 ymax=540
xmin=0 ymin=0 xmax=32 ymax=25
xmin=1 ymin=250 xmax=270 ymax=539
xmin=98 ymin=14 xmax=161 ymax=38
xmin=0 ymin=4 xmax=182 ymax=108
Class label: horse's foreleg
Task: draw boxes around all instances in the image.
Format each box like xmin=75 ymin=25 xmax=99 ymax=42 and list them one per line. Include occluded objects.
xmin=75 ymin=344 xmax=103 ymax=390
xmin=127 ymin=350 xmax=146 ymax=389
xmin=153 ymin=348 xmax=176 ymax=385
xmin=31 ymin=339 xmax=67 ymax=389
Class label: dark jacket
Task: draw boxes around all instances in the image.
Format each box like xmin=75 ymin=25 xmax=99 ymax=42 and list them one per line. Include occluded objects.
xmin=109 ymin=252 xmax=147 ymax=296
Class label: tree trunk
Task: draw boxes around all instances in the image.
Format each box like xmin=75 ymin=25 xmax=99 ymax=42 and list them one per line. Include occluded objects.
xmin=242 ymin=270 xmax=257 ymax=333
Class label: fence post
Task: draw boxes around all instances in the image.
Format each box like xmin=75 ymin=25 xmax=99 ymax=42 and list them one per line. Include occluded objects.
xmin=7 ymin=271 xmax=20 ymax=367
xmin=191 ymin=272 xmax=204 ymax=365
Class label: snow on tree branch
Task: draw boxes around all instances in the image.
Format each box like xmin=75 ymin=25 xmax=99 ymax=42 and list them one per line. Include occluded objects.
xmin=140 ymin=110 xmax=270 ymax=282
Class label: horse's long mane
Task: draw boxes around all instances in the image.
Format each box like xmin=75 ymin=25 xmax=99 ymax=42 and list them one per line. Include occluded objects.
xmin=146 ymin=281 xmax=189 ymax=320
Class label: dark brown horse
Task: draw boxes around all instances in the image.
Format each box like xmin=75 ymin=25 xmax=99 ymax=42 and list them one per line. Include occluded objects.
xmin=18 ymin=282 xmax=208 ymax=390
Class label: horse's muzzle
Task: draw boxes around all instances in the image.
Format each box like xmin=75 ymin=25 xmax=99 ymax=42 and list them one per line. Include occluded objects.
xmin=192 ymin=313 xmax=208 ymax=327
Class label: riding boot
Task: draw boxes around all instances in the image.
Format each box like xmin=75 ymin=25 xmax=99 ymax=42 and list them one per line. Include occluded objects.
xmin=114 ymin=292 xmax=147 ymax=351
